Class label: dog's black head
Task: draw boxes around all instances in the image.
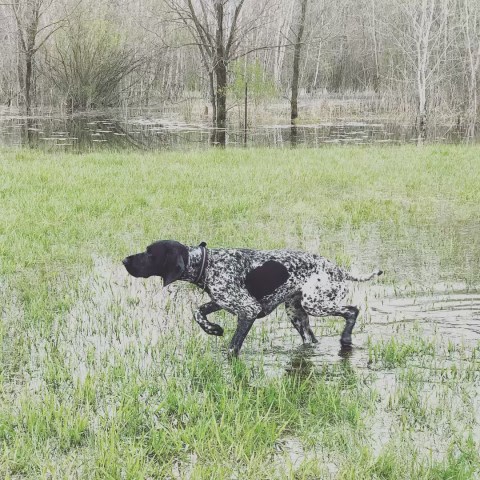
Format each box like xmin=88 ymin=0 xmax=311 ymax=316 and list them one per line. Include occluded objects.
xmin=122 ymin=240 xmax=188 ymax=286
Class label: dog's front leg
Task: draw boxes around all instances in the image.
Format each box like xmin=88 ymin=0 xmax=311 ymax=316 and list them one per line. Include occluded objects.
xmin=194 ymin=302 xmax=224 ymax=336
xmin=228 ymin=314 xmax=257 ymax=357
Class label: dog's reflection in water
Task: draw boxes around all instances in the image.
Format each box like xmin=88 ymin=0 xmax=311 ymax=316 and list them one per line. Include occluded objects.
xmin=284 ymin=344 xmax=356 ymax=379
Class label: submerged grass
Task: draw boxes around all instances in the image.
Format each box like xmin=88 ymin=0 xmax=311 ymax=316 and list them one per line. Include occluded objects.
xmin=0 ymin=145 xmax=479 ymax=478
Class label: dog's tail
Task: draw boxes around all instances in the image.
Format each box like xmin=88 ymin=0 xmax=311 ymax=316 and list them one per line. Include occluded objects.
xmin=345 ymin=269 xmax=383 ymax=282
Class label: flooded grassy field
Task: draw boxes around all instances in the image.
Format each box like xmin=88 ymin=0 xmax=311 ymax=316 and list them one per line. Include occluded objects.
xmin=0 ymin=145 xmax=479 ymax=478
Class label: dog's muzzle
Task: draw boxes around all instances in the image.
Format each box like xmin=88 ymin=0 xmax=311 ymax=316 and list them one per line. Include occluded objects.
xmin=122 ymin=256 xmax=138 ymax=276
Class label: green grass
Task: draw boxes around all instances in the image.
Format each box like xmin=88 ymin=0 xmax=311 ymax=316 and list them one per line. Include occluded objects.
xmin=1 ymin=145 xmax=479 ymax=478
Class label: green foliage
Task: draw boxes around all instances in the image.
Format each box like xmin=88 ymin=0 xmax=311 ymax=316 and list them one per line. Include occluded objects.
xmin=230 ymin=60 xmax=277 ymax=103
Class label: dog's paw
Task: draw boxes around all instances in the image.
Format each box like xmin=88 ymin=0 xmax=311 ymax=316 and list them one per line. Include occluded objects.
xmin=227 ymin=347 xmax=239 ymax=359
xmin=340 ymin=336 xmax=352 ymax=347
xmin=201 ymin=323 xmax=224 ymax=336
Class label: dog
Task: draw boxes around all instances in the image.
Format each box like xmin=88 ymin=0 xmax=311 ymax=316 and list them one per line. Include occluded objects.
xmin=122 ymin=240 xmax=382 ymax=356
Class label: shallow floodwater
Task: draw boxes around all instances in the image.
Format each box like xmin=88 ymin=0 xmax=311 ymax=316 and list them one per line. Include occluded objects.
xmin=7 ymin=223 xmax=478 ymax=472
xmin=1 ymin=109 xmax=478 ymax=151
xmin=246 ymin=286 xmax=480 ymax=376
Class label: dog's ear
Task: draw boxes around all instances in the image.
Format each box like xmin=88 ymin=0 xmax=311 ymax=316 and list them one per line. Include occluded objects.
xmin=162 ymin=250 xmax=186 ymax=286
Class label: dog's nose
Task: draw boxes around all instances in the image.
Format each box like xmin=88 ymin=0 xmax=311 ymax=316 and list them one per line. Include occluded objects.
xmin=122 ymin=257 xmax=129 ymax=266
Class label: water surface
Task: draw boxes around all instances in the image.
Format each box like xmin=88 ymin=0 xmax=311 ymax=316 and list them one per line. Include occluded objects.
xmin=1 ymin=109 xmax=478 ymax=151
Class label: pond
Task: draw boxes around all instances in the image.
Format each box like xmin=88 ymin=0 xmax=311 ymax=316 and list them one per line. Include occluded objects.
xmin=1 ymin=108 xmax=478 ymax=151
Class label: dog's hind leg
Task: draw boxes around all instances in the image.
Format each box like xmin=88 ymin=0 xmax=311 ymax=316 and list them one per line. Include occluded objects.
xmin=301 ymin=299 xmax=359 ymax=347
xmin=300 ymin=274 xmax=358 ymax=346
xmin=337 ymin=306 xmax=359 ymax=347
xmin=285 ymin=295 xmax=318 ymax=344
xmin=194 ymin=302 xmax=224 ymax=336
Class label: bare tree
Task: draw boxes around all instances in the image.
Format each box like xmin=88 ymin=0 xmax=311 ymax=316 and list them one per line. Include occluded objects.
xmin=163 ymin=0 xmax=276 ymax=143
xmin=10 ymin=0 xmax=74 ymax=114
xmin=370 ymin=0 xmax=381 ymax=92
xmin=290 ymin=0 xmax=308 ymax=124
xmin=0 ymin=6 xmax=18 ymax=106
xmin=388 ymin=0 xmax=450 ymax=134
xmin=460 ymin=0 xmax=480 ymax=134
xmin=271 ymin=1 xmax=295 ymax=87
xmin=164 ymin=0 xmax=246 ymax=137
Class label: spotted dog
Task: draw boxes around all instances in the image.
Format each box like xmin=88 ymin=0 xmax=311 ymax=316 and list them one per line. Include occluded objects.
xmin=122 ymin=240 xmax=382 ymax=356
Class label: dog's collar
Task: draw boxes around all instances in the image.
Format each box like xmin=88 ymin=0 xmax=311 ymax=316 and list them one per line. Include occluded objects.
xmin=194 ymin=243 xmax=208 ymax=284
xmin=185 ymin=242 xmax=208 ymax=286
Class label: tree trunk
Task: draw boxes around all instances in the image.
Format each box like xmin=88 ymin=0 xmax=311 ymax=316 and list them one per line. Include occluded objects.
xmin=208 ymin=70 xmax=216 ymax=126
xmin=313 ymin=42 xmax=322 ymax=90
xmin=25 ymin=51 xmax=33 ymax=115
xmin=370 ymin=0 xmax=380 ymax=93
xmin=466 ymin=73 xmax=477 ymax=137
xmin=214 ymin=0 xmax=226 ymax=146
xmin=417 ymin=67 xmax=427 ymax=138
xmin=17 ymin=32 xmax=25 ymax=109
xmin=214 ymin=60 xmax=227 ymax=145
xmin=463 ymin=0 xmax=480 ymax=130
xmin=291 ymin=0 xmax=308 ymax=124
xmin=415 ymin=0 xmax=435 ymax=140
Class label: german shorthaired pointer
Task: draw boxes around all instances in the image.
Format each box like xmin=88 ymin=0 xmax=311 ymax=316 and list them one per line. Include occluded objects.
xmin=123 ymin=240 xmax=382 ymax=356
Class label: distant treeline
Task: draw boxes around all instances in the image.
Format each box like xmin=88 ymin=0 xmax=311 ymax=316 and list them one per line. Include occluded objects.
xmin=0 ymin=0 xmax=479 ymax=131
